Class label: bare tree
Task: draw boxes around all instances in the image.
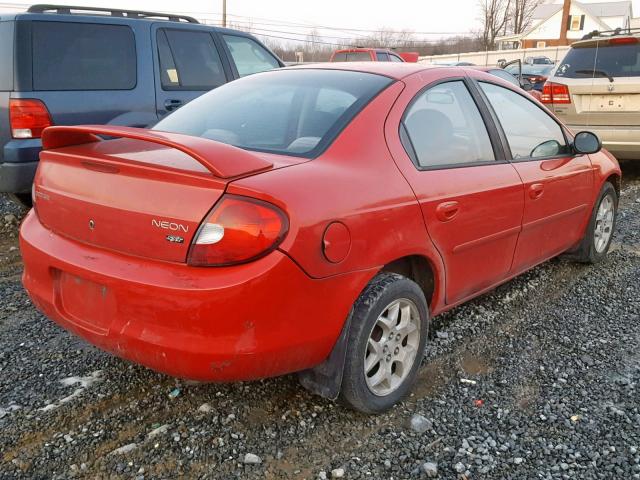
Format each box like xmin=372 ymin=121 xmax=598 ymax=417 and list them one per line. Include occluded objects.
xmin=511 ymin=0 xmax=542 ymax=34
xmin=478 ymin=0 xmax=510 ymax=50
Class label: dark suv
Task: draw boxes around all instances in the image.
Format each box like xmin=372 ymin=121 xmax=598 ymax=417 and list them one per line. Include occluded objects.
xmin=0 ymin=4 xmax=283 ymax=205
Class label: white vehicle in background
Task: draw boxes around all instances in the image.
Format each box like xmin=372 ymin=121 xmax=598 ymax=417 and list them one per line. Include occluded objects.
xmin=541 ymin=28 xmax=640 ymax=160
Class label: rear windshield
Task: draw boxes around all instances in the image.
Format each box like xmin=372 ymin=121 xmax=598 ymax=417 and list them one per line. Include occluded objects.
xmin=506 ymin=64 xmax=554 ymax=76
xmin=332 ymin=52 xmax=372 ymax=62
xmin=153 ymin=69 xmax=392 ymax=158
xmin=0 ymin=21 xmax=13 ymax=90
xmin=32 ymin=21 xmax=136 ymax=91
xmin=556 ymin=42 xmax=640 ymax=79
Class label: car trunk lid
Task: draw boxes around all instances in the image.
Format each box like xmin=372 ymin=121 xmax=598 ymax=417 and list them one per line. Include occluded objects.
xmin=33 ymin=126 xmax=281 ymax=263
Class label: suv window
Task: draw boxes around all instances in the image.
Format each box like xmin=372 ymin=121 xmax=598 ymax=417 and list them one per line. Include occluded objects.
xmin=222 ymin=35 xmax=280 ymax=77
xmin=402 ymin=81 xmax=495 ymax=168
xmin=480 ymin=82 xmax=569 ymax=159
xmin=158 ymin=29 xmax=226 ymax=90
xmin=0 ymin=21 xmax=13 ymax=90
xmin=556 ymin=42 xmax=640 ymax=78
xmin=332 ymin=52 xmax=373 ymax=62
xmin=389 ymin=54 xmax=403 ymax=62
xmin=376 ymin=52 xmax=390 ymax=61
xmin=32 ymin=21 xmax=136 ymax=91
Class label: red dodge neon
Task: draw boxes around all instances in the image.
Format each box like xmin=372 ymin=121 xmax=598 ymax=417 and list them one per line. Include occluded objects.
xmin=20 ymin=63 xmax=620 ymax=413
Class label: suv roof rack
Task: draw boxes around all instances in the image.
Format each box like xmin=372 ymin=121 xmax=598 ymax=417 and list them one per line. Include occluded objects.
xmin=581 ymin=27 xmax=640 ymax=40
xmin=27 ymin=4 xmax=200 ymax=23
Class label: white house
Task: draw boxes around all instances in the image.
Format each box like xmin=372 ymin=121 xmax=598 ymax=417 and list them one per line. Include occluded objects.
xmin=497 ymin=0 xmax=634 ymax=49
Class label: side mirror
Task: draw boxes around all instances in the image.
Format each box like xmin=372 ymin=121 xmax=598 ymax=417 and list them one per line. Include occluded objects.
xmin=573 ymin=131 xmax=602 ymax=154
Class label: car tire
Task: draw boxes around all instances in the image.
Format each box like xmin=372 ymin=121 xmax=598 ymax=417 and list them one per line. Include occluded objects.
xmin=572 ymin=181 xmax=618 ymax=263
xmin=8 ymin=193 xmax=32 ymax=209
xmin=340 ymin=272 xmax=429 ymax=414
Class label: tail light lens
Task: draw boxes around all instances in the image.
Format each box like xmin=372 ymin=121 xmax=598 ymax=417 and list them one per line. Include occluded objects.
xmin=541 ymin=82 xmax=571 ymax=104
xmin=9 ymin=99 xmax=52 ymax=139
xmin=529 ymin=75 xmax=547 ymax=84
xmin=609 ymin=37 xmax=638 ymax=45
xmin=187 ymin=195 xmax=289 ymax=267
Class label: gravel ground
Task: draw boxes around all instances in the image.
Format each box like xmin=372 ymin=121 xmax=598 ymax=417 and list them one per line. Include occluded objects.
xmin=1 ymin=163 xmax=639 ymax=479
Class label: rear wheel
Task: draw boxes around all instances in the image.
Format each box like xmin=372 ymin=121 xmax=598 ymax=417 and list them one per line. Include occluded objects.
xmin=573 ymin=181 xmax=617 ymax=263
xmin=340 ymin=273 xmax=428 ymax=414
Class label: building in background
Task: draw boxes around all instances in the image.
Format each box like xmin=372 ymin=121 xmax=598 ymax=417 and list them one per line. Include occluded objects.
xmin=497 ymin=0 xmax=633 ymax=49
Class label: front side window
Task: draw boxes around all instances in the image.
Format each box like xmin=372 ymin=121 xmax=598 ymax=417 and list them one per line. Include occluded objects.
xmin=390 ymin=54 xmax=404 ymax=62
xmin=489 ymin=69 xmax=520 ymax=86
xmin=480 ymin=82 xmax=569 ymax=159
xmin=154 ymin=69 xmax=392 ymax=158
xmin=222 ymin=35 xmax=280 ymax=77
xmin=32 ymin=21 xmax=136 ymax=91
xmin=158 ymin=29 xmax=226 ymax=90
xmin=401 ymin=81 xmax=495 ymax=168
xmin=376 ymin=52 xmax=390 ymax=61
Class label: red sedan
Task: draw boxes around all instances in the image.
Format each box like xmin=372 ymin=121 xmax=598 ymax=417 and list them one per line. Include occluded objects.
xmin=20 ymin=63 xmax=620 ymax=413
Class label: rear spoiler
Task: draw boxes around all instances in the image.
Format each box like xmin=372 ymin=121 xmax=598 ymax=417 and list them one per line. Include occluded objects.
xmin=41 ymin=125 xmax=273 ymax=179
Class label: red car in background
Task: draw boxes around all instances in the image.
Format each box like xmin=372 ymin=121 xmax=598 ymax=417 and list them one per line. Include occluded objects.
xmin=330 ymin=48 xmax=418 ymax=62
xmin=21 ymin=63 xmax=620 ymax=413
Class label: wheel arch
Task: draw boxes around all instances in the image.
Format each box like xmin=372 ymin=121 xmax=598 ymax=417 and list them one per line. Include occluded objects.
xmin=298 ymin=252 xmax=443 ymax=400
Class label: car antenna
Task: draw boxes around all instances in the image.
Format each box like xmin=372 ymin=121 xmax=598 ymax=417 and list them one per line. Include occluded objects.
xmin=585 ymin=38 xmax=602 ymax=130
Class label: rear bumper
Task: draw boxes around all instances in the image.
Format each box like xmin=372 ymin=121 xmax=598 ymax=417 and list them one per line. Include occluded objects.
xmin=567 ymin=125 xmax=640 ymax=160
xmin=20 ymin=210 xmax=372 ymax=381
xmin=1 ymin=138 xmax=42 ymax=193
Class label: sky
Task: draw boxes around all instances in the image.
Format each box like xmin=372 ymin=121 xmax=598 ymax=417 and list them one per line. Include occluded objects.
xmin=0 ymin=0 xmax=639 ymax=45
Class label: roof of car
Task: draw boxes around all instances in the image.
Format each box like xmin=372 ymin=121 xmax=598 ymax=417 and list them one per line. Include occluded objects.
xmin=288 ymin=61 xmax=446 ymax=79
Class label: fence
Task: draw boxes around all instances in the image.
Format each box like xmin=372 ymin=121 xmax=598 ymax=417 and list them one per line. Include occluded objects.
xmin=419 ymin=46 xmax=571 ymax=66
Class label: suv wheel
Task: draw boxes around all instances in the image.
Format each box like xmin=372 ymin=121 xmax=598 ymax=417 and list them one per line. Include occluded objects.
xmin=340 ymin=273 xmax=429 ymax=413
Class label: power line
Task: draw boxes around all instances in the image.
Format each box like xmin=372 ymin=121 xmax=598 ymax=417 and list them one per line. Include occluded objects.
xmin=0 ymin=1 xmax=474 ymax=38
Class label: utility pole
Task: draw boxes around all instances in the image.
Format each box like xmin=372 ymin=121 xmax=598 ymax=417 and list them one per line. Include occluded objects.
xmin=222 ymin=0 xmax=226 ymax=27
xmin=559 ymin=0 xmax=571 ymax=45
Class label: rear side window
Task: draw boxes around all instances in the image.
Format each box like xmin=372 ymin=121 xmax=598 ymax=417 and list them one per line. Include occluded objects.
xmin=154 ymin=69 xmax=392 ymax=158
xmin=402 ymin=81 xmax=495 ymax=168
xmin=556 ymin=42 xmax=640 ymax=78
xmin=222 ymin=35 xmax=280 ymax=77
xmin=158 ymin=29 xmax=226 ymax=90
xmin=480 ymin=82 xmax=569 ymax=159
xmin=0 ymin=21 xmax=13 ymax=90
xmin=346 ymin=52 xmax=372 ymax=61
xmin=32 ymin=21 xmax=136 ymax=91
xmin=332 ymin=52 xmax=372 ymax=62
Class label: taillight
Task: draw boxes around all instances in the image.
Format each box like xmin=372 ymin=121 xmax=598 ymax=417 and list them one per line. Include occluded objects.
xmin=9 ymin=99 xmax=52 ymax=139
xmin=187 ymin=195 xmax=289 ymax=267
xmin=609 ymin=37 xmax=638 ymax=45
xmin=541 ymin=82 xmax=571 ymax=104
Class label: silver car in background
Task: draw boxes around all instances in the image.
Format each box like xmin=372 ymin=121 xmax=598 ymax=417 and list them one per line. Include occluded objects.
xmin=541 ymin=29 xmax=640 ymax=160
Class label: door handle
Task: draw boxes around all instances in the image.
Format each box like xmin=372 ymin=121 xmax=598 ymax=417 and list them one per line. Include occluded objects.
xmin=435 ymin=201 xmax=460 ymax=222
xmin=529 ymin=183 xmax=544 ymax=199
xmin=164 ymin=99 xmax=183 ymax=111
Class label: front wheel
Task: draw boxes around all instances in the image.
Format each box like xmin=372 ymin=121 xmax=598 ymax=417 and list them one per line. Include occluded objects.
xmin=573 ymin=181 xmax=618 ymax=263
xmin=340 ymin=273 xmax=429 ymax=414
